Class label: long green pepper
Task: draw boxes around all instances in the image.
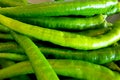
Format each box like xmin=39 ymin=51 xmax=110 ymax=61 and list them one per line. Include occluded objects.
xmin=11 ymin=31 xmax=59 ymax=80
xmin=1 ymin=42 xmax=120 ymax=64
xmin=16 ymin=15 xmax=107 ymax=30
xmin=37 ymin=45 xmax=120 ymax=64
xmin=0 ymin=60 xmax=120 ymax=80
xmin=0 ymin=14 xmax=120 ymax=50
xmin=0 ymin=0 xmax=118 ymax=17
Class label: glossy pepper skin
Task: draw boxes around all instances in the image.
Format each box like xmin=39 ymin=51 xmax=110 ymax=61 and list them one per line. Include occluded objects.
xmin=1 ymin=14 xmax=120 ymax=50
xmin=16 ymin=15 xmax=107 ymax=30
xmin=0 ymin=0 xmax=118 ymax=17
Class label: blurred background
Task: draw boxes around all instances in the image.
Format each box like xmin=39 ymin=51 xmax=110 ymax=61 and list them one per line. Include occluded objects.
xmin=29 ymin=0 xmax=52 ymax=3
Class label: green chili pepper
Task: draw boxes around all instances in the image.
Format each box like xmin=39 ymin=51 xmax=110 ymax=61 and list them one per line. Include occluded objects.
xmin=0 ymin=0 xmax=118 ymax=17
xmin=1 ymin=41 xmax=120 ymax=64
xmin=11 ymin=31 xmax=59 ymax=80
xmin=0 ymin=14 xmax=120 ymax=50
xmin=38 ymin=44 xmax=120 ymax=64
xmin=15 ymin=15 xmax=107 ymax=30
xmin=0 ymin=60 xmax=120 ymax=80
xmin=0 ymin=27 xmax=109 ymax=40
xmin=0 ymin=22 xmax=111 ymax=40
xmin=106 ymin=2 xmax=120 ymax=15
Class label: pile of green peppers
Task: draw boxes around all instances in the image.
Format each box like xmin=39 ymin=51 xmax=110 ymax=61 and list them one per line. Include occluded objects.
xmin=0 ymin=0 xmax=120 ymax=80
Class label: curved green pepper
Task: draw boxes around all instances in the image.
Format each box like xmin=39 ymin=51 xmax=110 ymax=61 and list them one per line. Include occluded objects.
xmin=0 ymin=14 xmax=120 ymax=50
xmin=0 ymin=60 xmax=120 ymax=80
xmin=0 ymin=0 xmax=118 ymax=17
xmin=16 ymin=15 xmax=107 ymax=30
xmin=11 ymin=31 xmax=59 ymax=80
xmin=38 ymin=44 xmax=120 ymax=64
xmin=1 ymin=41 xmax=120 ymax=64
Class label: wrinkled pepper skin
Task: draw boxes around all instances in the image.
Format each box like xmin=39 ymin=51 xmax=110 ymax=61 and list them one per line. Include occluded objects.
xmin=1 ymin=41 xmax=120 ymax=64
xmin=0 ymin=0 xmax=118 ymax=17
xmin=16 ymin=15 xmax=107 ymax=30
xmin=38 ymin=45 xmax=120 ymax=64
